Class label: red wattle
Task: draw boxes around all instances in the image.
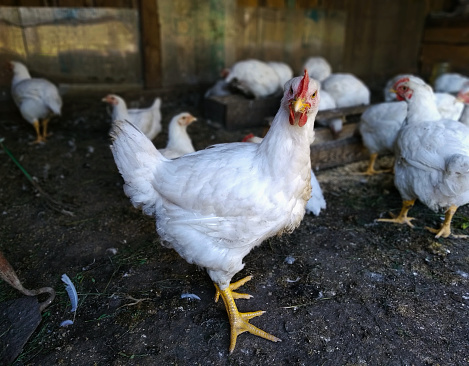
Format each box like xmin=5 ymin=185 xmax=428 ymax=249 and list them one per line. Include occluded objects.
xmin=289 ymin=107 xmax=295 ymax=125
xmin=298 ymin=112 xmax=308 ymax=127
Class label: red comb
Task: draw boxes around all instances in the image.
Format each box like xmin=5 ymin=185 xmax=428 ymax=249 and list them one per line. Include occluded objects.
xmin=393 ymin=77 xmax=410 ymax=90
xmin=242 ymin=133 xmax=255 ymax=142
xmin=298 ymin=69 xmax=310 ymax=99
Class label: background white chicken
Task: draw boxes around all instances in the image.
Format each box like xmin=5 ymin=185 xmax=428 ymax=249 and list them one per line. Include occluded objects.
xmin=302 ymin=56 xmax=332 ymax=82
xmin=102 ymin=94 xmax=162 ymax=140
xmin=242 ymin=133 xmax=326 ymax=216
xmin=267 ymin=61 xmax=293 ymax=90
xmin=10 ymin=61 xmax=62 ymax=144
xmin=158 ymin=112 xmax=197 ymax=159
xmin=434 ymin=72 xmax=469 ymax=94
xmin=358 ymin=101 xmax=408 ymax=175
xmin=378 ymin=76 xmax=469 ymax=238
xmin=110 ymin=70 xmax=320 ymax=352
xmin=224 ymin=59 xmax=280 ymax=98
xmin=321 ymin=73 xmax=370 ymax=108
xmin=316 ymin=89 xmax=343 ymax=137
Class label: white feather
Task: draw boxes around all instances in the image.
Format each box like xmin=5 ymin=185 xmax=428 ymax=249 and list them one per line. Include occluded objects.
xmin=61 ymin=273 xmax=78 ymax=312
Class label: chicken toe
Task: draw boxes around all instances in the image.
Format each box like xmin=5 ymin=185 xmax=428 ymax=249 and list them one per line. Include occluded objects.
xmin=377 ymin=199 xmax=416 ymax=227
xmin=425 ymin=205 xmax=468 ymax=239
xmin=214 ymin=281 xmax=281 ymax=353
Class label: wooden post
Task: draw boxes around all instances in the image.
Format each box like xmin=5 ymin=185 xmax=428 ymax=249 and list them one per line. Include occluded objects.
xmin=139 ymin=0 xmax=162 ymax=88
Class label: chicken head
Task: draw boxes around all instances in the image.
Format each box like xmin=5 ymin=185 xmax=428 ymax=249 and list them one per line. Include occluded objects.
xmin=288 ymin=69 xmax=319 ymax=127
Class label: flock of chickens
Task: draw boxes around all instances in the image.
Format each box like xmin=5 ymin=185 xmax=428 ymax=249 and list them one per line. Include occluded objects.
xmin=7 ymin=57 xmax=469 ymax=353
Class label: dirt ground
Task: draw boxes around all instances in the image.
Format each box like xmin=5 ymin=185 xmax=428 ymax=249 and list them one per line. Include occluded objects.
xmin=1 ymin=91 xmax=469 ymax=366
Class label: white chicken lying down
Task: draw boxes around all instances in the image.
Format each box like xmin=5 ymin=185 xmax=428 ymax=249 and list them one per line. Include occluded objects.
xmin=302 ymin=56 xmax=332 ymax=82
xmin=102 ymin=94 xmax=162 ymax=140
xmin=110 ymin=70 xmax=320 ymax=352
xmin=242 ymin=133 xmax=326 ymax=216
xmin=10 ymin=61 xmax=62 ymax=144
xmin=224 ymin=59 xmax=281 ymax=98
xmin=378 ymin=76 xmax=469 ymax=238
xmin=321 ymin=73 xmax=370 ymax=108
xmin=158 ymin=112 xmax=197 ymax=159
xmin=434 ymin=72 xmax=469 ymax=94
xmin=358 ymin=101 xmax=408 ymax=175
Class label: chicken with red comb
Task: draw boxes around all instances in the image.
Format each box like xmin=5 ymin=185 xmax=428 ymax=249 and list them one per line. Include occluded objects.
xmin=378 ymin=76 xmax=469 ymax=238
xmin=110 ymin=70 xmax=320 ymax=352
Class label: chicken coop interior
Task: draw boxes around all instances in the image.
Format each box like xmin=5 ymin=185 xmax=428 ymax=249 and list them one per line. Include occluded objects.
xmin=2 ymin=0 xmax=469 ymax=365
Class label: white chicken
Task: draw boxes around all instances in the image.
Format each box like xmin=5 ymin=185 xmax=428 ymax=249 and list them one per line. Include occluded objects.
xmin=242 ymin=133 xmax=326 ymax=216
xmin=358 ymin=101 xmax=408 ymax=175
xmin=316 ymin=89 xmax=343 ymax=137
xmin=434 ymin=92 xmax=464 ymax=121
xmin=110 ymin=70 xmax=320 ymax=352
xmin=378 ymin=76 xmax=469 ymax=238
xmin=267 ymin=61 xmax=293 ymax=90
xmin=102 ymin=94 xmax=162 ymax=140
xmin=434 ymin=72 xmax=469 ymax=94
xmin=383 ymin=74 xmax=425 ymax=102
xmin=302 ymin=56 xmax=332 ymax=82
xmin=321 ymin=73 xmax=370 ymax=108
xmin=224 ymin=59 xmax=280 ymax=98
xmin=158 ymin=112 xmax=197 ymax=159
xmin=9 ymin=61 xmax=62 ymax=144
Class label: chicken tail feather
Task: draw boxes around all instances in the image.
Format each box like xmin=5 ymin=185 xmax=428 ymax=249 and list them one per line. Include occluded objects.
xmin=110 ymin=119 xmax=163 ymax=215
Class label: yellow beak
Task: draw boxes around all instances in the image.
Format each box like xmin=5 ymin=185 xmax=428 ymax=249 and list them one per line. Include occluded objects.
xmin=389 ymin=88 xmax=397 ymax=94
xmin=293 ymin=98 xmax=306 ymax=113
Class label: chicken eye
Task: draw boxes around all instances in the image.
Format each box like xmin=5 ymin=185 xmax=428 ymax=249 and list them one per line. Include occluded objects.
xmin=290 ymin=86 xmax=294 ymax=94
xmin=311 ymin=91 xmax=317 ymax=98
xmin=402 ymin=86 xmax=408 ymax=91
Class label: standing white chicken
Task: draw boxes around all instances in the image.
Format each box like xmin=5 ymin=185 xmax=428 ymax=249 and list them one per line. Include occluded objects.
xmin=242 ymin=133 xmax=326 ymax=216
xmin=158 ymin=112 xmax=197 ymax=159
xmin=224 ymin=59 xmax=280 ymax=98
xmin=9 ymin=61 xmax=62 ymax=144
xmin=110 ymin=70 xmax=320 ymax=352
xmin=102 ymin=94 xmax=162 ymax=140
xmin=378 ymin=76 xmax=469 ymax=238
xmin=358 ymin=101 xmax=408 ymax=175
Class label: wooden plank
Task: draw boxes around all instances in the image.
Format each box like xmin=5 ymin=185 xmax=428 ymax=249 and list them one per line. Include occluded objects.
xmin=310 ymin=129 xmax=368 ymax=170
xmin=420 ymin=43 xmax=469 ymax=77
xmin=139 ymin=0 xmax=162 ymax=88
xmin=424 ymin=25 xmax=469 ymax=44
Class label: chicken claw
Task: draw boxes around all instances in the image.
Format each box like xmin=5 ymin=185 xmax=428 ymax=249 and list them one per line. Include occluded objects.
xmin=214 ymin=277 xmax=281 ymax=353
xmin=425 ymin=205 xmax=468 ymax=239
xmin=377 ymin=199 xmax=416 ymax=227
xmin=214 ymin=275 xmax=253 ymax=302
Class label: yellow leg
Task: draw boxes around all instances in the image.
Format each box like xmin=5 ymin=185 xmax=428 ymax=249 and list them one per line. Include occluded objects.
xmin=31 ymin=120 xmax=43 ymax=144
xmin=358 ymin=153 xmax=392 ymax=176
xmin=214 ymin=276 xmax=281 ymax=353
xmin=41 ymin=118 xmax=50 ymax=141
xmin=425 ymin=205 xmax=467 ymax=239
xmin=377 ymin=199 xmax=416 ymax=227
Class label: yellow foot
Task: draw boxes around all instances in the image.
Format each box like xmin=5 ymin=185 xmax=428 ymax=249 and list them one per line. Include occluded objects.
xmin=215 ymin=275 xmax=253 ymax=302
xmin=377 ymin=211 xmax=415 ymax=228
xmin=214 ymin=278 xmax=281 ymax=353
xmin=425 ymin=225 xmax=468 ymax=239
xmin=29 ymin=137 xmax=45 ymax=145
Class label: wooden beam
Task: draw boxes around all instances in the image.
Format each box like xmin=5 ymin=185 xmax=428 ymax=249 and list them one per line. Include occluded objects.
xmin=139 ymin=0 xmax=162 ymax=88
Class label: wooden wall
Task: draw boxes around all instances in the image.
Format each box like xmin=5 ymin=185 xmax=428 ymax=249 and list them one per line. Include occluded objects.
xmin=0 ymin=0 xmax=460 ymax=95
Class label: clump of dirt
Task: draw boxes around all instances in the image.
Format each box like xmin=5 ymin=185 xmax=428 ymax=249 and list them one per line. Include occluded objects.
xmin=1 ymin=94 xmax=468 ymax=365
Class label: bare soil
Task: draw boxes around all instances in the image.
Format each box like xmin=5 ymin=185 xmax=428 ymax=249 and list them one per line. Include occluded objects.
xmin=1 ymin=93 xmax=469 ymax=366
